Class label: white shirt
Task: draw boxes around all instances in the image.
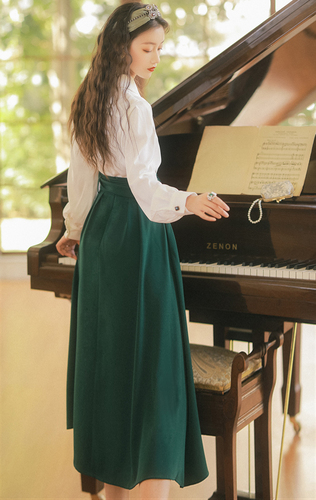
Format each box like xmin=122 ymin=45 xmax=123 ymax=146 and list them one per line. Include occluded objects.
xmin=63 ymin=76 xmax=196 ymax=240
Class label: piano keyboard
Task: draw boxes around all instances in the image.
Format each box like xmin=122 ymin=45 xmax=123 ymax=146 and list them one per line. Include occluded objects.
xmin=58 ymin=256 xmax=316 ymax=280
xmin=180 ymin=259 xmax=316 ymax=280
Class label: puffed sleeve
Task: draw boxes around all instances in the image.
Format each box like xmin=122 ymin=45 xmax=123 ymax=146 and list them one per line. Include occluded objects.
xmin=63 ymin=141 xmax=99 ymax=240
xmin=125 ymin=102 xmax=196 ymax=223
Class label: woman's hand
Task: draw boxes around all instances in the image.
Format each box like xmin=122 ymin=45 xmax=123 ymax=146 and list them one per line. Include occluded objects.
xmin=186 ymin=193 xmax=230 ymax=221
xmin=56 ymin=235 xmax=79 ymax=260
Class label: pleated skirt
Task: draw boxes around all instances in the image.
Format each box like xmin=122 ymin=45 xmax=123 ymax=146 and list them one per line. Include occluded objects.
xmin=67 ymin=173 xmax=208 ymax=489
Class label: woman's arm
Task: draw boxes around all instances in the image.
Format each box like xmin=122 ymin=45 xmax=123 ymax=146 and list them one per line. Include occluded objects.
xmin=62 ymin=141 xmax=99 ymax=240
xmin=56 ymin=142 xmax=98 ymax=256
xmin=125 ymin=102 xmax=229 ymax=223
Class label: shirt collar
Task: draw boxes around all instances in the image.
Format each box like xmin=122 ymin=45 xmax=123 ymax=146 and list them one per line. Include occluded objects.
xmin=119 ymin=74 xmax=140 ymax=96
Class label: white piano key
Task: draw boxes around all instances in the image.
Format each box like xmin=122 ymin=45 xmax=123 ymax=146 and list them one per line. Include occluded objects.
xmin=251 ymin=265 xmax=261 ymax=276
xmin=244 ymin=266 xmax=259 ymax=276
xmin=219 ymin=265 xmax=228 ymax=274
xmin=206 ymin=264 xmax=218 ymax=273
xmin=58 ymin=257 xmax=76 ymax=266
xmin=297 ymin=269 xmax=313 ymax=280
xmin=236 ymin=265 xmax=245 ymax=275
xmin=186 ymin=262 xmax=198 ymax=271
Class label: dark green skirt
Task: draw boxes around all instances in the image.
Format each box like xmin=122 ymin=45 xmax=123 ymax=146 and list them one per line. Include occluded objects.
xmin=67 ymin=173 xmax=208 ymax=489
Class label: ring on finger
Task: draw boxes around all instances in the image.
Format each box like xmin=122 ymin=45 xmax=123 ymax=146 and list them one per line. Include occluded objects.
xmin=207 ymin=191 xmax=217 ymax=201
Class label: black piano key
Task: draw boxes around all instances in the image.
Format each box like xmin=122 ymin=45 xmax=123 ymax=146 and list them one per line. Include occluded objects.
xmin=243 ymin=259 xmax=265 ymax=266
xmin=220 ymin=259 xmax=238 ymax=265
xmin=273 ymin=259 xmax=293 ymax=268
xmin=294 ymin=260 xmax=315 ymax=269
xmin=247 ymin=259 xmax=265 ymax=267
xmin=217 ymin=259 xmax=235 ymax=265
xmin=230 ymin=258 xmax=247 ymax=266
xmin=286 ymin=260 xmax=300 ymax=268
xmin=260 ymin=257 xmax=281 ymax=267
xmin=293 ymin=263 xmax=306 ymax=270
xmin=266 ymin=258 xmax=289 ymax=268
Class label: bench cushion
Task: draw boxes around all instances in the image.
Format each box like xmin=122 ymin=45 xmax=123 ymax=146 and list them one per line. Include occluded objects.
xmin=190 ymin=344 xmax=262 ymax=393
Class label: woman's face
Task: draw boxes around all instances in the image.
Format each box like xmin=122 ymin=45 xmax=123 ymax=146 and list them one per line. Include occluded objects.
xmin=129 ymin=26 xmax=164 ymax=79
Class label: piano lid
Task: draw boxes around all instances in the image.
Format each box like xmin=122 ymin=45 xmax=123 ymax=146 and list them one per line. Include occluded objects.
xmin=153 ymin=0 xmax=316 ymax=135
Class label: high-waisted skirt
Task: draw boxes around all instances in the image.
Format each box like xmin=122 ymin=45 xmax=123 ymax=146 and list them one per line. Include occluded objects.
xmin=66 ymin=173 xmax=208 ymax=489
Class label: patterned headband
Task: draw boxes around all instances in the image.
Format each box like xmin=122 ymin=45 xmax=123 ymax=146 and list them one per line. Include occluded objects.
xmin=127 ymin=4 xmax=161 ymax=33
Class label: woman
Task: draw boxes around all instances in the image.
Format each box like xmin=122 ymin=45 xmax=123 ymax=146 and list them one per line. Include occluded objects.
xmin=56 ymin=3 xmax=230 ymax=499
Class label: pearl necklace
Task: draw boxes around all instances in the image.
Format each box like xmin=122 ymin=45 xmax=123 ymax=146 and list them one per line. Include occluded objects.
xmin=248 ymin=198 xmax=262 ymax=224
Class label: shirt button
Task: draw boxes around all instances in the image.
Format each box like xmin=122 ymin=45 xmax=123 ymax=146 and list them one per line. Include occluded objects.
xmin=175 ymin=206 xmax=180 ymax=211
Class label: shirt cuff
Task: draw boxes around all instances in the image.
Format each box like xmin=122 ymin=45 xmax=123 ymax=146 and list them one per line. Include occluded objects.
xmin=171 ymin=191 xmax=197 ymax=215
xmin=64 ymin=220 xmax=82 ymax=241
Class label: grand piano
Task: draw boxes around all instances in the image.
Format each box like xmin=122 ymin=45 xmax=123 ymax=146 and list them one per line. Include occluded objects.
xmin=27 ymin=0 xmax=316 ymax=497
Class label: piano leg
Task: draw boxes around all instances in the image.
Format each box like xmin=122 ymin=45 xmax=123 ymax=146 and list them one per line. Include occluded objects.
xmin=252 ymin=341 xmax=277 ymax=500
xmin=81 ymin=474 xmax=104 ymax=498
xmin=282 ymin=322 xmax=301 ymax=434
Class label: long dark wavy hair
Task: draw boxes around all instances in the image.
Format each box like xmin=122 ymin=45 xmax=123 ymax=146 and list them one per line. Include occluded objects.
xmin=69 ymin=3 xmax=169 ymax=170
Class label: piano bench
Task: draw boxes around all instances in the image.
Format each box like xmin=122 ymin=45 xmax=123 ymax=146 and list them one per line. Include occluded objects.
xmin=215 ymin=322 xmax=302 ymax=422
xmin=190 ymin=333 xmax=283 ymax=500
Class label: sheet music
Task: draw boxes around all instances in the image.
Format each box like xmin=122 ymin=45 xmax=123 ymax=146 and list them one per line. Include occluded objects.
xmin=187 ymin=126 xmax=316 ymax=195
xmin=243 ymin=127 xmax=316 ymax=195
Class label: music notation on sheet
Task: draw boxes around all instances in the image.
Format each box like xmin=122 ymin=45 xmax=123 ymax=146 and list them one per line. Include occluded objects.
xmin=187 ymin=126 xmax=316 ymax=196
xmin=246 ymin=142 xmax=307 ymax=192
xmin=243 ymin=129 xmax=316 ymax=195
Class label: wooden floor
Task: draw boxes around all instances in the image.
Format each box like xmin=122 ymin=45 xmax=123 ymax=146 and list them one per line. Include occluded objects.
xmin=1 ymin=276 xmax=316 ymax=500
